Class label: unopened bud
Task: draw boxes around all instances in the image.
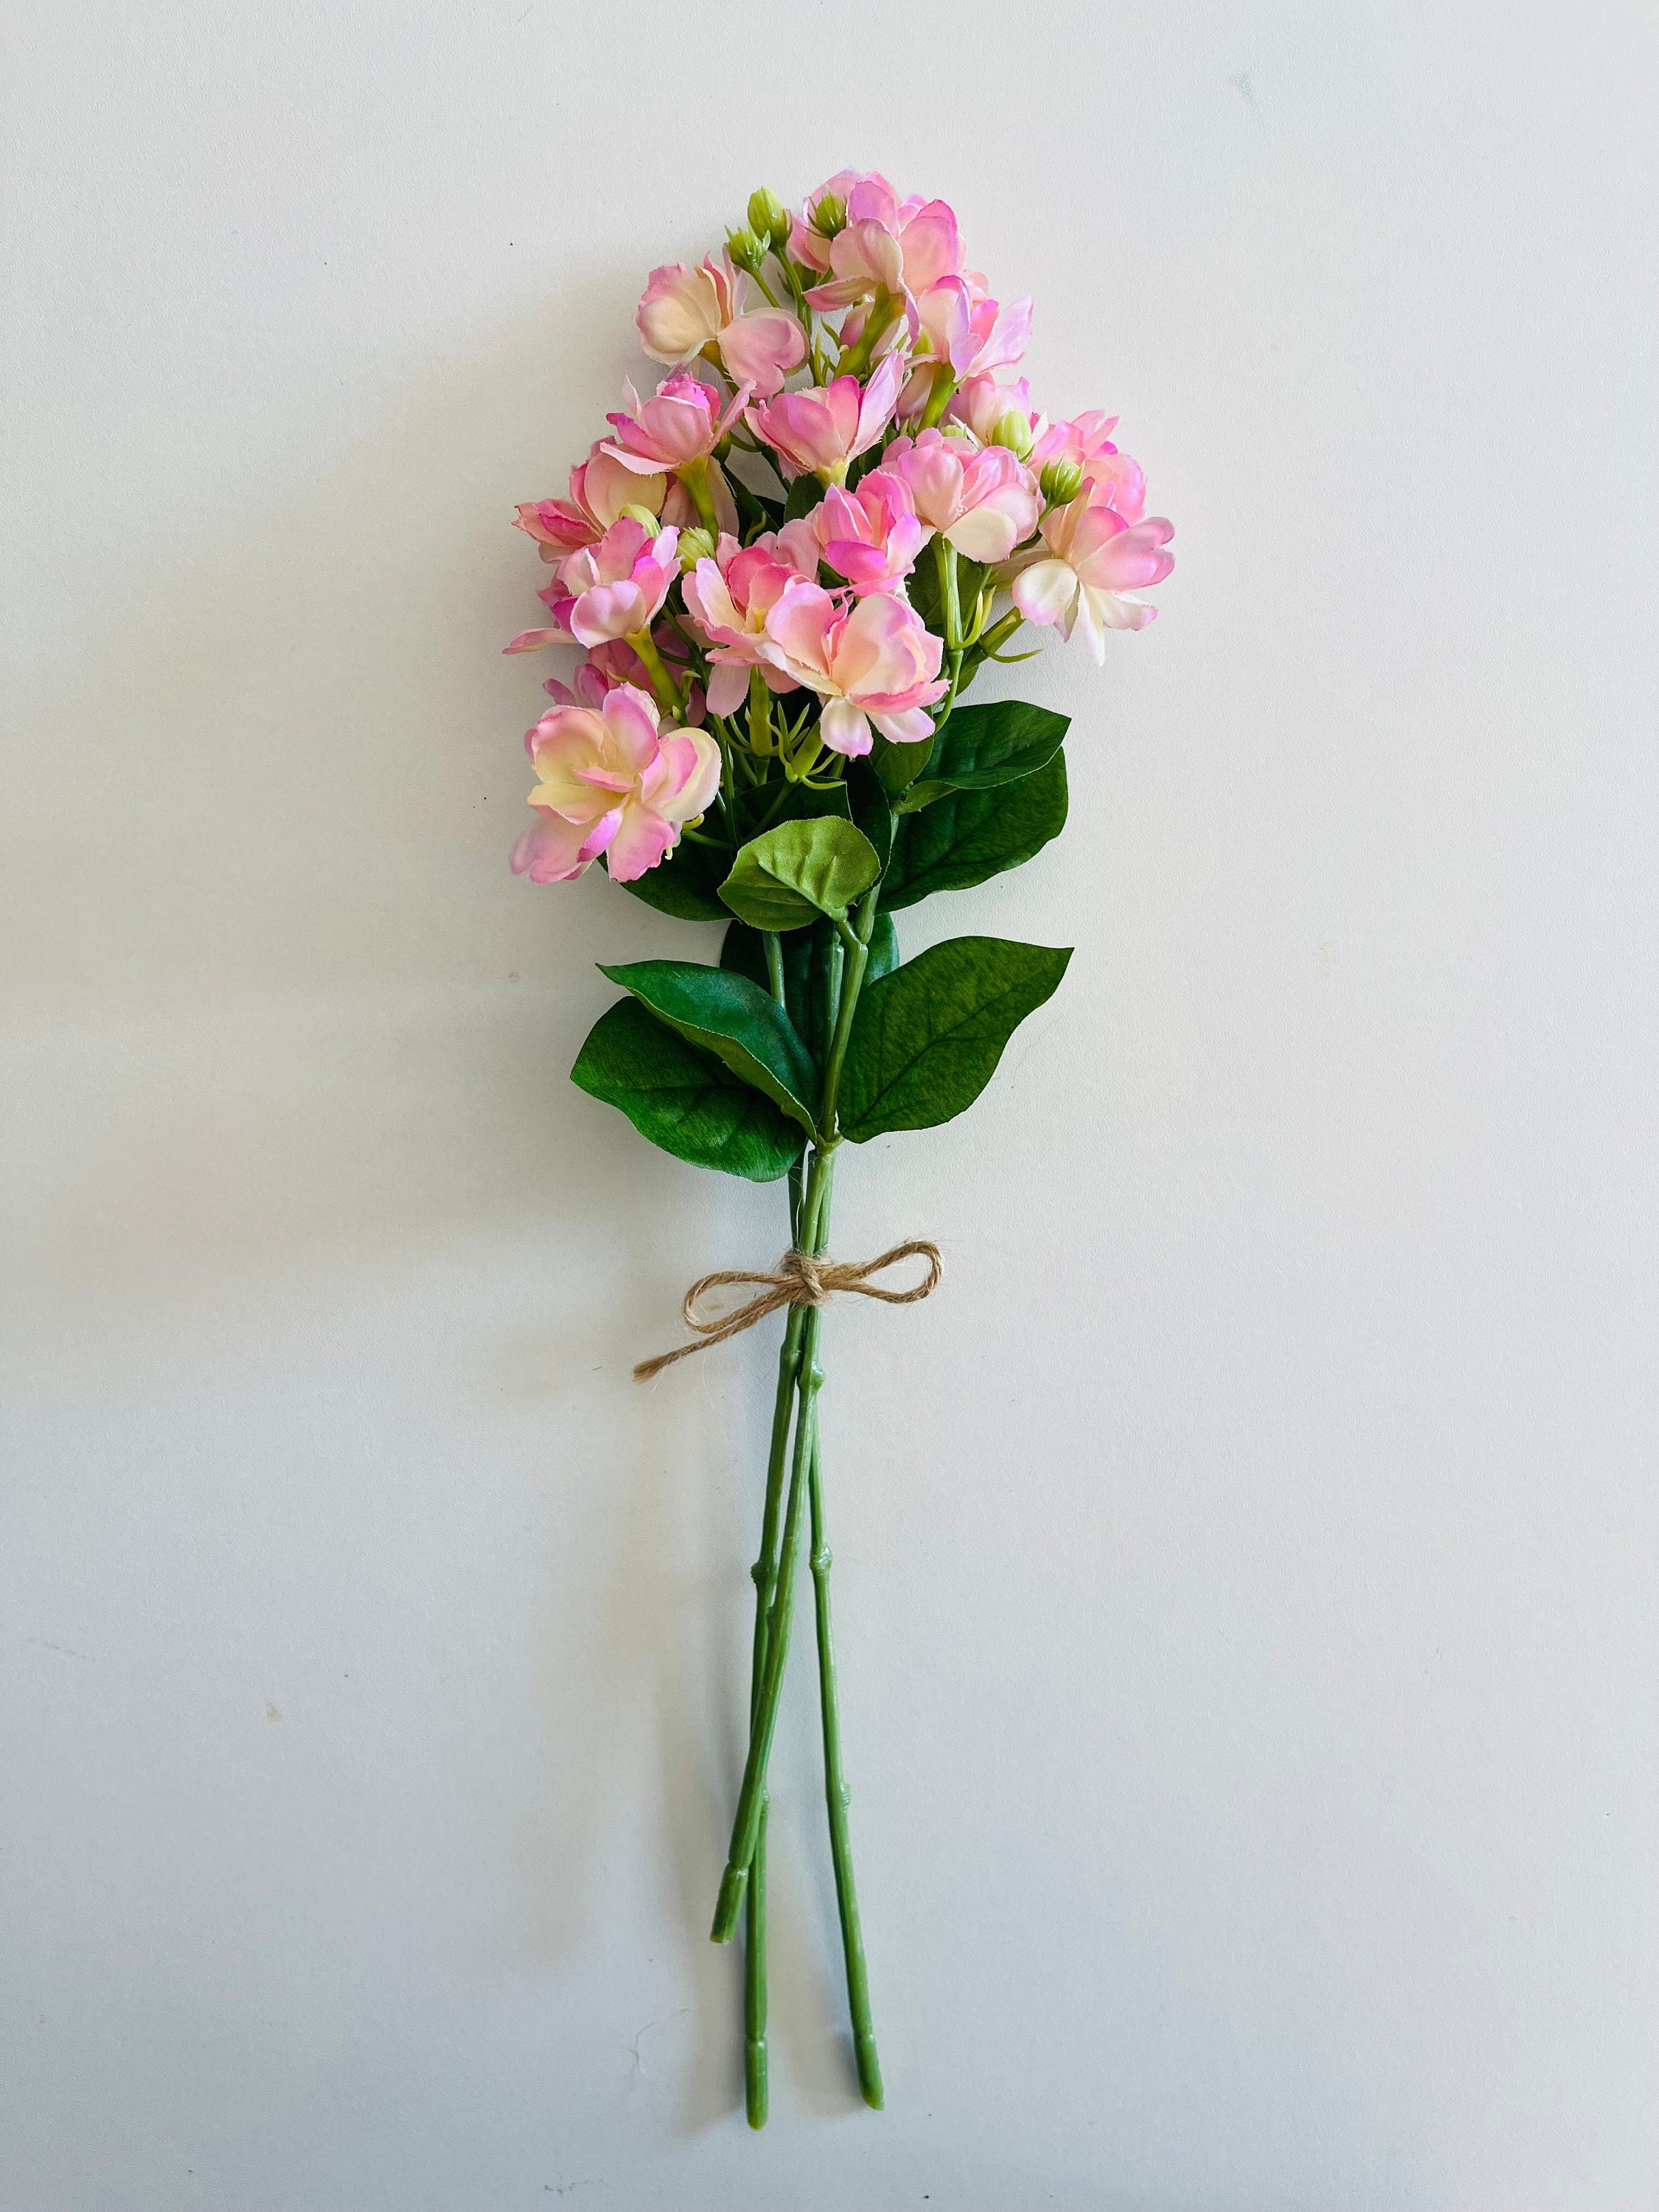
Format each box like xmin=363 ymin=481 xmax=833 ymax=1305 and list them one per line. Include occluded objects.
xmin=990 ymin=410 xmax=1036 ymax=461
xmin=619 ymin=504 xmax=662 ymax=535
xmin=677 ymin=526 xmax=716 ymax=569
xmin=726 ymin=225 xmax=765 ymax=276
xmin=1040 ymin=458 xmax=1083 ymax=507
xmin=810 ymin=191 xmax=847 ymax=240
xmin=747 ymin=187 xmax=788 ymax=248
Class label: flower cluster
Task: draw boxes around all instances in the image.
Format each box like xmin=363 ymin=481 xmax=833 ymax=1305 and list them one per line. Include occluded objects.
xmin=505 ymin=173 xmax=1173 ymax=886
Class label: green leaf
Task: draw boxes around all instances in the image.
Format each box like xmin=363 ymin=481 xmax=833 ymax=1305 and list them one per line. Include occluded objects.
xmin=720 ymin=920 xmax=817 ymax=1044
xmin=608 ymin=836 xmax=730 ymax=922
xmin=572 ymin=998 xmax=803 ymax=1183
xmin=863 ymin=906 xmax=900 ymax=984
xmin=599 ymin=959 xmax=819 ymax=1135
xmin=895 ymin=698 xmax=1070 ymax=812
xmin=845 ymin=759 xmax=894 ymax=875
xmin=838 ymin=936 xmax=1073 ymax=1142
xmin=720 ymin=817 xmax=882 ymax=932
xmin=881 ymin=751 xmax=1068 ymax=911
xmin=869 ymin=732 xmax=934 ymax=803
xmin=721 ymin=911 xmax=899 ymax=1057
xmin=783 ymin=471 xmax=823 ymax=521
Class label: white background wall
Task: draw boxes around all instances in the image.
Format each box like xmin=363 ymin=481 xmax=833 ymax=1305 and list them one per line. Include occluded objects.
xmin=4 ymin=4 xmax=1656 ymax=2206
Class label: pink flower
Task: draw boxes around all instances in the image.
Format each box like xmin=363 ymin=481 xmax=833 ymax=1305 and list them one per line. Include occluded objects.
xmin=803 ymin=198 xmax=963 ymax=316
xmin=636 ymin=254 xmax=805 ymax=398
xmin=883 ymin=428 xmax=1040 ymax=564
xmin=504 ymin=515 xmax=679 ymax=653
xmin=602 ymin=371 xmax=748 ymax=476
xmin=1032 ymin=411 xmax=1146 ymax=521
xmin=757 ymin=583 xmax=947 ymax=754
xmin=512 ymin=683 xmax=720 ymax=885
xmin=947 ymin=375 xmax=1045 ymax=450
xmin=914 ymin=276 xmax=1032 ymax=380
xmin=809 ymin=470 xmax=925 ymax=595
xmin=747 ymin=350 xmax=905 ymax=484
xmin=1009 ymin=494 xmax=1174 ymax=659
xmin=682 ymin=533 xmax=810 ymax=716
xmin=513 ymin=444 xmax=667 ymax=560
xmin=787 ymin=171 xmax=918 ymax=273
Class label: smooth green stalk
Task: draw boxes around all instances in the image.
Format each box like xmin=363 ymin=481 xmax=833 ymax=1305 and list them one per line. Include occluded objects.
xmin=677 ymin=456 xmax=721 ymax=538
xmin=740 ymin=924 xmax=796 ymax=2129
xmin=807 ymin=1422 xmax=883 ymax=2108
xmin=747 ymin=665 xmax=773 ymax=756
xmin=741 ymin=1298 xmax=806 ymax=2121
xmin=836 ymin=288 xmax=901 ymax=381
xmin=625 ymin=626 xmax=684 ymax=717
xmin=711 ymin=1148 xmax=835 ymax=1941
xmin=919 ymin=364 xmax=958 ymax=430
xmin=818 ymin=890 xmax=877 ymax=1139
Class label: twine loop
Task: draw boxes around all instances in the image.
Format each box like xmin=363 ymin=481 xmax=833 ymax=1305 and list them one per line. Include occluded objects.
xmin=633 ymin=1240 xmax=942 ymax=1382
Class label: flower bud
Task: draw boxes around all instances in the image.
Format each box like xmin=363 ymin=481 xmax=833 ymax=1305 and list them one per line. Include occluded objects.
xmin=810 ymin=191 xmax=847 ymax=240
xmin=747 ymin=187 xmax=788 ymax=248
xmin=677 ymin=526 xmax=716 ymax=570
xmin=990 ymin=410 xmax=1036 ymax=461
xmin=620 ymin=504 xmax=663 ymax=536
xmin=1040 ymin=458 xmax=1083 ymax=507
xmin=726 ymin=225 xmax=765 ymax=276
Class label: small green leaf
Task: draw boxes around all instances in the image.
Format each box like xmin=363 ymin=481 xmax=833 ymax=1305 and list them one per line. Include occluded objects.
xmin=608 ymin=836 xmax=730 ymax=922
xmin=784 ymin=472 xmax=823 ymax=521
xmin=869 ymin=731 xmax=934 ymax=802
xmin=895 ymin=698 xmax=1070 ymax=811
xmin=846 ymin=759 xmax=894 ymax=875
xmin=599 ymin=959 xmax=819 ymax=1134
xmin=863 ymin=907 xmax=900 ymax=984
xmin=838 ymin=936 xmax=1072 ymax=1141
xmin=572 ymin=998 xmax=803 ymax=1183
xmin=881 ymin=751 xmax=1068 ymax=911
xmin=720 ymin=817 xmax=882 ymax=932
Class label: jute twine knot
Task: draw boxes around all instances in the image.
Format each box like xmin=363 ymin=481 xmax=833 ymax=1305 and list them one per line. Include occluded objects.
xmin=633 ymin=1240 xmax=943 ymax=1382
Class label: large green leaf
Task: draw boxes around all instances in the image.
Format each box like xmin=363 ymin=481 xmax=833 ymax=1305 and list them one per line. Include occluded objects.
xmin=609 ymin=835 xmax=731 ymax=922
xmin=599 ymin=959 xmax=818 ymax=1135
xmin=571 ymin=998 xmax=802 ymax=1183
xmin=896 ymin=699 xmax=1070 ymax=813
xmin=838 ymin=935 xmax=1073 ymax=1141
xmin=881 ymin=751 xmax=1068 ymax=911
xmin=720 ymin=912 xmax=898 ymax=1049
xmin=720 ymin=817 xmax=882 ymax=933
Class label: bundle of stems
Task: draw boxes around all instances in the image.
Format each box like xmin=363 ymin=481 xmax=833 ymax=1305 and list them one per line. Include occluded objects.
xmin=714 ymin=901 xmax=883 ymax=2128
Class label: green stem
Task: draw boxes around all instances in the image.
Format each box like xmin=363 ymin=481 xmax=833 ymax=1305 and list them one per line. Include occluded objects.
xmin=677 ymin=456 xmax=721 ymax=538
xmin=818 ymin=889 xmax=877 ymax=1139
xmin=741 ymin=1295 xmax=806 ymax=2124
xmin=807 ymin=1421 xmax=883 ymax=2108
xmin=625 ymin=626 xmax=684 ymax=717
xmin=919 ymin=363 xmax=958 ymax=430
xmin=740 ymin=925 xmax=795 ymax=2129
xmin=711 ymin=1149 xmax=834 ymax=1942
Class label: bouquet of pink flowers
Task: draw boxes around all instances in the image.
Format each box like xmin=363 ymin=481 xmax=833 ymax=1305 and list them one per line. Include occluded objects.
xmin=504 ymin=170 xmax=1173 ymax=2127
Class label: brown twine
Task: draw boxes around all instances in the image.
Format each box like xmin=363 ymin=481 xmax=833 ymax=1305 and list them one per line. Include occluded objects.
xmin=633 ymin=1239 xmax=943 ymax=1382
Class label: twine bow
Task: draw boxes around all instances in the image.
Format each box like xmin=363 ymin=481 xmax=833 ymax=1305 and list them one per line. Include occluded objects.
xmin=633 ymin=1239 xmax=943 ymax=1382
